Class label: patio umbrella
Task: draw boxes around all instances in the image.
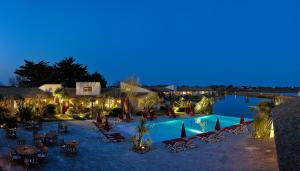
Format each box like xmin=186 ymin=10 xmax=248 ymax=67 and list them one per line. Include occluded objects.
xmin=168 ymin=107 xmax=173 ymax=116
xmin=215 ymin=118 xmax=221 ymax=131
xmin=191 ymin=106 xmax=195 ymax=116
xmin=240 ymin=115 xmax=245 ymax=124
xmin=104 ymin=118 xmax=110 ymax=131
xmin=181 ymin=122 xmax=187 ymax=138
xmin=124 ymin=98 xmax=129 ymax=114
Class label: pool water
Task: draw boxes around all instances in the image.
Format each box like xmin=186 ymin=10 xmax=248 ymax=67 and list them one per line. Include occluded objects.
xmin=118 ymin=114 xmax=252 ymax=143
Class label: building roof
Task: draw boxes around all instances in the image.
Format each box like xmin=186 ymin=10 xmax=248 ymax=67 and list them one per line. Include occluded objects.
xmin=0 ymin=87 xmax=51 ymax=98
xmin=176 ymin=86 xmax=213 ymax=91
xmin=144 ymin=86 xmax=174 ymax=92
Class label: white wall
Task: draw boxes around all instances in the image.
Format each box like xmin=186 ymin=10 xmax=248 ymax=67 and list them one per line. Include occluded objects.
xmin=39 ymin=84 xmax=62 ymax=93
xmin=76 ymin=82 xmax=101 ymax=96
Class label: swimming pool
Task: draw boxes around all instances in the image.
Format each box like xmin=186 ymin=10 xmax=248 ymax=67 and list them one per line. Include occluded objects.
xmin=118 ymin=114 xmax=252 ymax=143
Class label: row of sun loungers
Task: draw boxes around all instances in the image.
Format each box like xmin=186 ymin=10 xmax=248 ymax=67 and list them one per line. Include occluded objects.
xmin=163 ymin=122 xmax=252 ymax=152
xmin=163 ymin=138 xmax=197 ymax=153
xmin=93 ymin=122 xmax=125 ymax=142
xmin=196 ymin=123 xmax=250 ymax=144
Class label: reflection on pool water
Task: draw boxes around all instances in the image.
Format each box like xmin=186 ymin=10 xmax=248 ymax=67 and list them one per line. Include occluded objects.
xmin=118 ymin=114 xmax=252 ymax=143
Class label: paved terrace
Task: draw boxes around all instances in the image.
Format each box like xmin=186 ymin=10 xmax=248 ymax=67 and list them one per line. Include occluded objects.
xmin=0 ymin=119 xmax=278 ymax=171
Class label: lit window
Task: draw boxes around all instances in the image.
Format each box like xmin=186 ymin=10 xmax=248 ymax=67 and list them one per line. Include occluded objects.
xmin=83 ymin=87 xmax=92 ymax=92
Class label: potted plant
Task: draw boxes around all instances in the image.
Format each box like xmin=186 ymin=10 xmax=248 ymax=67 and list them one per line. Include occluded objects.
xmin=132 ymin=118 xmax=152 ymax=154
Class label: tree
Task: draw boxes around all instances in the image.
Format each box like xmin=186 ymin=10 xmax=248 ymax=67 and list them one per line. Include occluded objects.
xmin=84 ymin=72 xmax=107 ymax=88
xmin=14 ymin=58 xmax=107 ymax=88
xmin=53 ymin=88 xmax=69 ymax=114
xmin=14 ymin=60 xmax=53 ymax=87
xmin=54 ymin=57 xmax=88 ymax=87
xmin=140 ymin=93 xmax=160 ymax=111
xmin=194 ymin=96 xmax=215 ymax=114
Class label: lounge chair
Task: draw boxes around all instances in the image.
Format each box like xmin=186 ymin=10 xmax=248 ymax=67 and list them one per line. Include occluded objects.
xmin=8 ymin=148 xmax=21 ymax=162
xmin=196 ymin=131 xmax=225 ymax=144
xmin=17 ymin=139 xmax=26 ymax=145
xmin=224 ymin=124 xmax=249 ymax=135
xmin=105 ymin=133 xmax=125 ymax=142
xmin=24 ymin=154 xmax=38 ymax=168
xmin=167 ymin=141 xmax=186 ymax=153
xmin=184 ymin=139 xmax=197 ymax=149
xmin=37 ymin=146 xmax=48 ymax=162
xmin=6 ymin=128 xmax=17 ymax=139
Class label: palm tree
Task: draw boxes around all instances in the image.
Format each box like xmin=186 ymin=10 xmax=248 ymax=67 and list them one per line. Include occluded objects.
xmin=132 ymin=118 xmax=151 ymax=152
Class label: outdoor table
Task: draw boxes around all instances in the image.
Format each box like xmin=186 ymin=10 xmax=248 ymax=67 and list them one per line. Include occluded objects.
xmin=7 ymin=128 xmax=17 ymax=138
xmin=25 ymin=121 xmax=39 ymax=130
xmin=66 ymin=140 xmax=80 ymax=153
xmin=67 ymin=140 xmax=80 ymax=146
xmin=34 ymin=133 xmax=46 ymax=140
xmin=16 ymin=145 xmax=38 ymax=156
xmin=44 ymin=132 xmax=58 ymax=145
xmin=58 ymin=124 xmax=68 ymax=133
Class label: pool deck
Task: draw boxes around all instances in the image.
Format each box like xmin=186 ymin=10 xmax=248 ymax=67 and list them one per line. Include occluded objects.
xmin=0 ymin=119 xmax=278 ymax=171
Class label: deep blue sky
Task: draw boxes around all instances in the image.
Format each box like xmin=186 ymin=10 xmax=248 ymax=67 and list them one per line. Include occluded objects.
xmin=0 ymin=0 xmax=300 ymax=86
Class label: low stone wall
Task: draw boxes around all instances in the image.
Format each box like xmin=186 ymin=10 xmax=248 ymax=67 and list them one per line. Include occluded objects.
xmin=272 ymin=97 xmax=300 ymax=171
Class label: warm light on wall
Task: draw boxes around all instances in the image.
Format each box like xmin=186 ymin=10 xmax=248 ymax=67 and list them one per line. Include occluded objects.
xmin=270 ymin=121 xmax=275 ymax=138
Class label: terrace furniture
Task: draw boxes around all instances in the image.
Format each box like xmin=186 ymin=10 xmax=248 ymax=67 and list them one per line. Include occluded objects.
xmin=24 ymin=154 xmax=38 ymax=168
xmin=6 ymin=128 xmax=17 ymax=139
xmin=163 ymin=138 xmax=188 ymax=152
xmin=184 ymin=139 xmax=197 ymax=149
xmin=34 ymin=141 xmax=44 ymax=150
xmin=197 ymin=131 xmax=225 ymax=144
xmin=16 ymin=145 xmax=38 ymax=156
xmin=59 ymin=139 xmax=67 ymax=152
xmin=223 ymin=124 xmax=249 ymax=135
xmin=64 ymin=140 xmax=80 ymax=154
xmin=168 ymin=141 xmax=186 ymax=153
xmin=93 ymin=121 xmax=125 ymax=142
xmin=33 ymin=133 xmax=45 ymax=142
xmin=37 ymin=146 xmax=48 ymax=162
xmin=8 ymin=148 xmax=22 ymax=162
xmin=17 ymin=139 xmax=26 ymax=145
xmin=125 ymin=113 xmax=133 ymax=122
xmin=44 ymin=131 xmax=58 ymax=145
xmin=105 ymin=133 xmax=125 ymax=142
xmin=25 ymin=121 xmax=40 ymax=130
xmin=58 ymin=123 xmax=68 ymax=134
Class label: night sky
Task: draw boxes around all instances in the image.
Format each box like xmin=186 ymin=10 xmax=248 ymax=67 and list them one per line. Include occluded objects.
xmin=0 ymin=0 xmax=300 ymax=86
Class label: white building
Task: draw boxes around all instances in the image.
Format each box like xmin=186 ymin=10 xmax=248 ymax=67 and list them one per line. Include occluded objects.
xmin=39 ymin=84 xmax=62 ymax=93
xmin=76 ymin=82 xmax=101 ymax=96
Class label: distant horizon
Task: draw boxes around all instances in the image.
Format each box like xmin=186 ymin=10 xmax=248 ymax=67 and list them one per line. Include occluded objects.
xmin=1 ymin=1 xmax=300 ymax=86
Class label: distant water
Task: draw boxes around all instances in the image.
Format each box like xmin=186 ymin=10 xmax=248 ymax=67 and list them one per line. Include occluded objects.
xmin=213 ymin=95 xmax=270 ymax=119
xmin=275 ymin=92 xmax=298 ymax=97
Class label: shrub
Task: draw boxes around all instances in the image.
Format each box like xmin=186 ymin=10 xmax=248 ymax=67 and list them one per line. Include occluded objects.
xmin=16 ymin=102 xmax=35 ymax=122
xmin=252 ymin=101 xmax=274 ymax=139
xmin=109 ymin=107 xmax=122 ymax=117
xmin=66 ymin=107 xmax=77 ymax=115
xmin=194 ymin=96 xmax=215 ymax=114
xmin=0 ymin=107 xmax=15 ymax=128
xmin=43 ymin=104 xmax=56 ymax=116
